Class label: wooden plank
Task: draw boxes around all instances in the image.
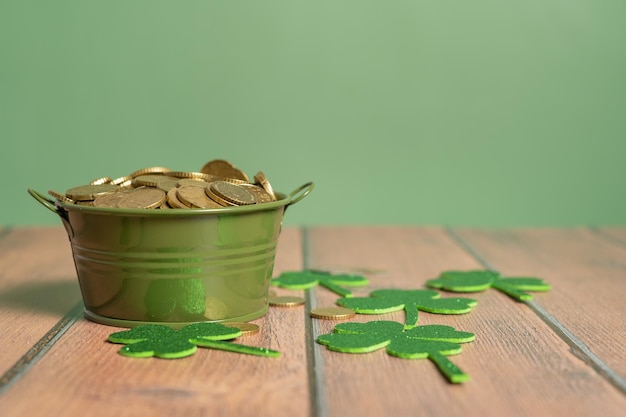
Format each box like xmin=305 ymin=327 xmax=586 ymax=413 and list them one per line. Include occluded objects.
xmin=0 ymin=227 xmax=82 ymax=377
xmin=0 ymin=227 xmax=309 ymax=417
xmin=306 ymin=227 xmax=626 ymax=417
xmin=452 ymin=228 xmax=626 ymax=381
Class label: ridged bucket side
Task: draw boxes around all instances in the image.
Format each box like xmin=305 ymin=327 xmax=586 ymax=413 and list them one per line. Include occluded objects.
xmin=65 ymin=207 xmax=284 ymax=326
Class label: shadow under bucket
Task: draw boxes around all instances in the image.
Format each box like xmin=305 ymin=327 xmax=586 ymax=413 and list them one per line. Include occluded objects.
xmin=28 ymin=182 xmax=313 ymax=328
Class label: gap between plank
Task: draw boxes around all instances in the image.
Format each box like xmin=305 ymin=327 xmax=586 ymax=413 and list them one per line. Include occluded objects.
xmin=446 ymin=227 xmax=626 ymax=396
xmin=0 ymin=227 xmax=13 ymax=241
xmin=302 ymin=227 xmax=330 ymax=417
xmin=0 ymin=301 xmax=83 ymax=395
xmin=589 ymin=226 xmax=626 ymax=249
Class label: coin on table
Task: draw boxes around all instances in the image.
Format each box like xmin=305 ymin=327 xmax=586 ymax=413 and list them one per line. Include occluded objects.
xmin=65 ymin=184 xmax=120 ymax=201
xmin=269 ymin=296 xmax=306 ymax=307
xmin=200 ymin=159 xmax=250 ymax=182
xmin=223 ymin=322 xmax=260 ymax=337
xmin=176 ymin=185 xmax=222 ymax=209
xmin=166 ymin=187 xmax=188 ymax=208
xmin=207 ymin=181 xmax=257 ymax=206
xmin=310 ymin=307 xmax=356 ymax=320
xmin=253 ymin=171 xmax=276 ymax=201
xmin=117 ymin=188 xmax=166 ymax=209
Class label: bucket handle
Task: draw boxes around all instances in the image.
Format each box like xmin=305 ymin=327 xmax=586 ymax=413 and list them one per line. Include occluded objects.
xmin=286 ymin=182 xmax=314 ymax=207
xmin=27 ymin=188 xmax=63 ymax=216
xmin=27 ymin=189 xmax=74 ymax=238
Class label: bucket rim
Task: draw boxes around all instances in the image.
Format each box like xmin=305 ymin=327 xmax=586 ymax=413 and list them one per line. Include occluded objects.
xmin=28 ymin=181 xmax=314 ymax=218
xmin=58 ymin=192 xmax=289 ymax=217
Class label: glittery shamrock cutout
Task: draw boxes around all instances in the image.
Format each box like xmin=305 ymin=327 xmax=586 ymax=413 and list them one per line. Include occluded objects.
xmin=271 ymin=270 xmax=369 ymax=297
xmin=317 ymin=320 xmax=475 ymax=383
xmin=108 ymin=323 xmax=280 ymax=359
xmin=426 ymin=270 xmax=551 ymax=301
xmin=336 ymin=289 xmax=477 ymax=328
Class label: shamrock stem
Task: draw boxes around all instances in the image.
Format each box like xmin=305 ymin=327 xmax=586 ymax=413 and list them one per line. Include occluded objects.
xmin=194 ymin=339 xmax=280 ymax=358
xmin=428 ymin=351 xmax=470 ymax=384
xmin=404 ymin=304 xmax=419 ymax=328
xmin=491 ymin=281 xmax=532 ymax=301
xmin=320 ymin=281 xmax=353 ymax=298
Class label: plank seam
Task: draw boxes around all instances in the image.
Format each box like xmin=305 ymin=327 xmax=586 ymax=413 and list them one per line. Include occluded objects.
xmin=0 ymin=227 xmax=13 ymax=241
xmin=589 ymin=226 xmax=626 ymax=249
xmin=302 ymin=227 xmax=329 ymax=417
xmin=446 ymin=227 xmax=626 ymax=396
xmin=0 ymin=301 xmax=83 ymax=395
xmin=526 ymin=300 xmax=626 ymax=395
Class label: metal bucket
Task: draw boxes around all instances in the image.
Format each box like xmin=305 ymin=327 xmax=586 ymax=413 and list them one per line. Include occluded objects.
xmin=28 ymin=182 xmax=313 ymax=328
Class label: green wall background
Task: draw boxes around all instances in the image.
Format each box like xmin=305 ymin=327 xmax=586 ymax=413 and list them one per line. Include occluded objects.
xmin=2 ymin=1 xmax=625 ymax=227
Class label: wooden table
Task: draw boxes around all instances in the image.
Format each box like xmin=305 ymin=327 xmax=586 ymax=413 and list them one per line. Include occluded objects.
xmin=1 ymin=226 xmax=625 ymax=416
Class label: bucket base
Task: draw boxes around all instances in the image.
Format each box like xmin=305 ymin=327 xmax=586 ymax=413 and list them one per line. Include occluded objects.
xmin=83 ymin=306 xmax=269 ymax=329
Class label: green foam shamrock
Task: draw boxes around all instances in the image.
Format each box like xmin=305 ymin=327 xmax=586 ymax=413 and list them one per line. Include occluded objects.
xmin=317 ymin=320 xmax=475 ymax=384
xmin=271 ymin=270 xmax=369 ymax=297
xmin=108 ymin=323 xmax=280 ymax=359
xmin=426 ymin=270 xmax=551 ymax=301
xmin=337 ymin=289 xmax=477 ymax=329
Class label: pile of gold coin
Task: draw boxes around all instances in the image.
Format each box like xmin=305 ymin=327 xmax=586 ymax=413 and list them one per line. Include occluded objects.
xmin=48 ymin=159 xmax=278 ymax=209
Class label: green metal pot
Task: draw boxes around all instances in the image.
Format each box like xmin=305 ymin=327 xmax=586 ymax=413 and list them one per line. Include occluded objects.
xmin=28 ymin=182 xmax=313 ymax=328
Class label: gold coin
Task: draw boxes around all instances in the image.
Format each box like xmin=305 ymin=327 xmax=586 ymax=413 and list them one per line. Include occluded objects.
xmin=110 ymin=175 xmax=133 ymax=187
xmin=168 ymin=171 xmax=212 ymax=181
xmin=48 ymin=190 xmax=74 ymax=204
xmin=133 ymin=174 xmax=173 ymax=187
xmin=176 ymin=185 xmax=222 ymax=209
xmin=65 ymin=184 xmax=119 ymax=201
xmin=310 ymin=307 xmax=356 ymax=320
xmin=204 ymin=187 xmax=233 ymax=206
xmin=207 ymin=181 xmax=256 ymax=206
xmin=269 ymin=296 xmax=305 ymax=307
xmin=200 ymin=159 xmax=250 ymax=182
xmin=128 ymin=166 xmax=172 ymax=178
xmin=177 ymin=178 xmax=209 ymax=188
xmin=89 ymin=176 xmax=112 ymax=185
xmin=241 ymin=183 xmax=273 ymax=204
xmin=166 ymin=187 xmax=188 ymax=208
xmin=253 ymin=171 xmax=277 ymax=201
xmin=223 ymin=322 xmax=260 ymax=337
xmin=117 ymin=188 xmax=166 ymax=209
xmin=157 ymin=179 xmax=180 ymax=192
xmin=53 ymin=160 xmax=280 ymax=210
xmin=212 ymin=176 xmax=249 ymax=185
xmin=93 ymin=191 xmax=127 ymax=208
